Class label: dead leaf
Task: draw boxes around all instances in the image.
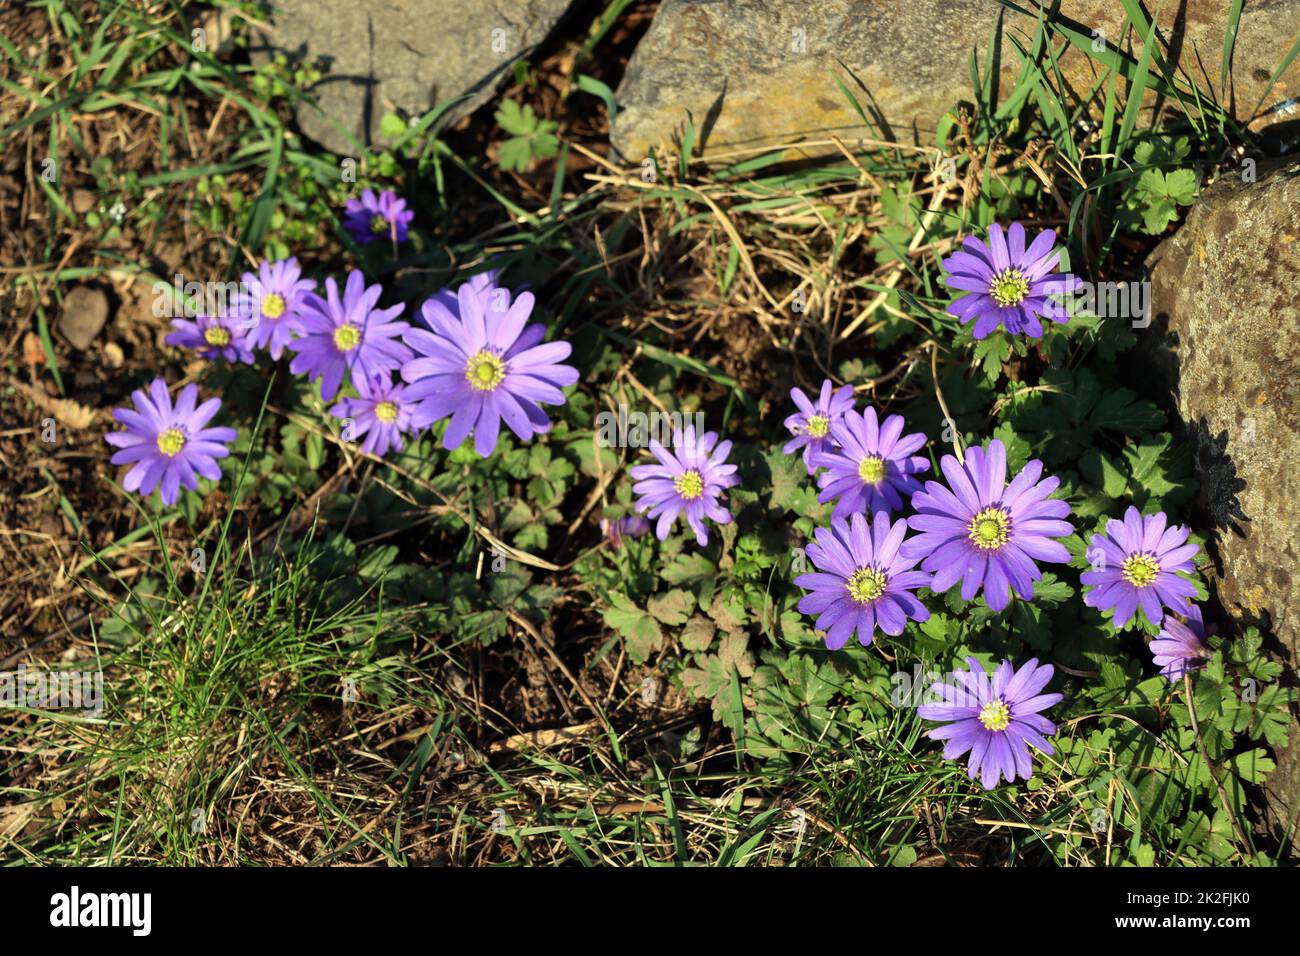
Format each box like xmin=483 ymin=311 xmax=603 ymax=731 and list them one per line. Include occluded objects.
xmin=15 ymin=381 xmax=100 ymax=430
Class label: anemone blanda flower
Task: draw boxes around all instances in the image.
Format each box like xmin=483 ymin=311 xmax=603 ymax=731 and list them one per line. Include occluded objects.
xmin=628 ymin=426 xmax=738 ymax=546
xmin=400 ymin=273 xmax=577 ymax=457
xmin=794 ymin=511 xmax=932 ymax=650
xmin=941 ymin=222 xmax=1082 ymax=339
xmin=601 ymin=512 xmax=652 ymax=549
xmin=1150 ymin=605 xmax=1212 ymax=683
xmin=288 ymin=270 xmax=411 ymax=402
xmin=812 ymin=407 xmax=929 ymax=518
xmin=237 ymin=258 xmax=315 ymax=359
xmin=918 ymin=657 xmax=1062 ymax=790
xmin=329 ymin=372 xmax=432 ymax=458
xmin=783 ymin=379 xmax=856 ymax=474
xmin=1080 ymin=506 xmax=1199 ymax=628
xmin=105 ymin=378 xmax=237 ymax=505
xmin=165 ymin=311 xmax=255 ymax=365
xmin=343 ymin=189 xmax=414 ymax=245
xmin=903 ymin=440 xmax=1072 ymax=611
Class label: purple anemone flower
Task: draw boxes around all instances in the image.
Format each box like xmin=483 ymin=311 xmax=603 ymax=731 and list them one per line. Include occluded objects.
xmin=165 ymin=311 xmax=255 ymax=365
xmin=794 ymin=512 xmax=932 ymax=650
xmin=400 ymin=274 xmax=578 ymax=457
xmin=105 ymin=378 xmax=237 ymax=505
xmin=941 ymin=222 xmax=1082 ymax=339
xmin=288 ymin=270 xmax=411 ymax=402
xmin=237 ymin=258 xmax=316 ymax=359
xmin=783 ymin=379 xmax=856 ymax=474
xmin=628 ymin=426 xmax=738 ymax=546
xmin=1150 ymin=605 xmax=1212 ymax=683
xmin=343 ymin=189 xmax=414 ymax=245
xmin=918 ymin=657 xmax=1062 ymax=790
xmin=812 ymin=407 xmax=929 ymax=518
xmin=1080 ymin=506 xmax=1199 ymax=628
xmin=601 ymin=512 xmax=652 ymax=549
xmin=904 ymin=440 xmax=1072 ymax=611
xmin=329 ymin=373 xmax=432 ymax=458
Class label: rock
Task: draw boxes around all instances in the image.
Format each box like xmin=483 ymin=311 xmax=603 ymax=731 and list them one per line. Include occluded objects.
xmin=251 ymin=0 xmax=579 ymax=156
xmin=1147 ymin=155 xmax=1300 ymax=849
xmin=611 ymin=0 xmax=1300 ymax=162
xmin=71 ymin=188 xmax=95 ymax=214
xmin=56 ymin=286 xmax=110 ymax=351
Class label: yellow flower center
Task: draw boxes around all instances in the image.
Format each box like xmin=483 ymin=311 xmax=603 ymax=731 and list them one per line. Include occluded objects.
xmin=673 ymin=469 xmax=704 ymax=500
xmin=374 ymin=401 xmax=398 ymax=423
xmin=203 ymin=325 xmax=231 ymax=347
xmin=989 ymin=268 xmax=1030 ymax=307
xmin=806 ymin=414 xmax=830 ymax=438
xmin=846 ymin=566 xmax=888 ymax=605
xmin=156 ymin=427 xmax=186 ymax=457
xmin=261 ymin=292 xmax=286 ymax=319
xmin=1121 ymin=553 xmax=1161 ymax=587
xmin=465 ymin=350 xmax=506 ymax=391
xmin=979 ymin=699 xmax=1011 ymax=732
xmin=858 ymin=455 xmax=886 ymax=484
xmin=333 ymin=323 xmax=361 ymax=352
xmin=370 ymin=214 xmax=391 ymax=236
xmin=968 ymin=507 xmax=1011 ymax=550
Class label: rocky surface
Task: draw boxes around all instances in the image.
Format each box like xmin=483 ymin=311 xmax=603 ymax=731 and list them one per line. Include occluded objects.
xmin=252 ymin=0 xmax=578 ymax=155
xmin=611 ymin=0 xmax=1300 ymax=161
xmin=1147 ymin=155 xmax=1300 ymax=848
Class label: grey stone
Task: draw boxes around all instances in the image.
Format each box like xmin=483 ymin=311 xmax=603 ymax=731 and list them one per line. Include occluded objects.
xmin=1147 ymin=155 xmax=1300 ymax=850
xmin=253 ymin=0 xmax=578 ymax=155
xmin=611 ymin=0 xmax=1300 ymax=162
xmin=56 ymin=286 xmax=110 ymax=351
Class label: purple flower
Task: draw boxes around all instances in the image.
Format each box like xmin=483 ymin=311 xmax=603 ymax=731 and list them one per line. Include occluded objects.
xmin=783 ymin=379 xmax=856 ymax=474
xmin=941 ymin=222 xmax=1082 ymax=339
xmin=329 ymin=373 xmax=432 ymax=458
xmin=400 ymin=274 xmax=578 ymax=457
xmin=105 ymin=378 xmax=237 ymax=505
xmin=794 ymin=512 xmax=932 ymax=650
xmin=918 ymin=657 xmax=1062 ymax=790
xmin=601 ymin=512 xmax=652 ymax=548
xmin=904 ymin=440 xmax=1072 ymax=611
xmin=237 ymin=258 xmax=315 ymax=359
xmin=628 ymin=426 xmax=738 ymax=546
xmin=344 ymin=189 xmax=414 ymax=245
xmin=1150 ymin=605 xmax=1212 ymax=682
xmin=812 ymin=407 xmax=929 ymax=518
xmin=165 ymin=311 xmax=255 ymax=365
xmin=288 ymin=270 xmax=411 ymax=402
xmin=1080 ymin=506 xmax=1199 ymax=628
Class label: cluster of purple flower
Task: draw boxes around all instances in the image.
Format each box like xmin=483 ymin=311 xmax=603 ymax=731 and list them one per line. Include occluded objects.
xmin=105 ymin=210 xmax=1214 ymax=794
xmin=107 ymin=191 xmax=577 ymax=504
xmin=781 ymin=381 xmax=1208 ymax=788
xmin=761 ymin=220 xmax=1207 ymax=788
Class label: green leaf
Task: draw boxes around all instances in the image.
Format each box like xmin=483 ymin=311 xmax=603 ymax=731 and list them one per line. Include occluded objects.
xmin=1031 ymin=572 xmax=1074 ymax=608
xmin=497 ymin=136 xmax=535 ymax=174
xmin=662 ymin=552 xmax=717 ymax=587
xmin=1088 ymin=388 xmax=1163 ymax=435
xmin=1231 ymin=749 xmax=1275 ymax=784
xmin=602 ymin=593 xmax=664 ymax=663
xmin=494 ymin=99 xmax=537 ymax=136
xmin=1163 ymin=168 xmax=1199 ymax=204
xmin=1079 ymin=448 xmax=1129 ymax=498
xmin=378 ymin=112 xmax=407 ymax=139
xmin=648 ymin=588 xmax=693 ymax=626
xmin=575 ymin=74 xmax=618 ymax=120
xmin=680 ymin=614 xmax=716 ymax=651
